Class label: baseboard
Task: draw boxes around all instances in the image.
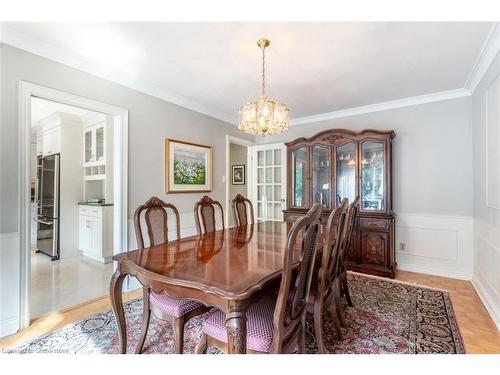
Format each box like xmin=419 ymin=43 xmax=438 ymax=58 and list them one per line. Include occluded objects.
xmin=0 ymin=317 xmax=19 ymax=338
xmin=472 ymin=273 xmax=500 ymax=331
xmin=397 ymin=262 xmax=472 ymax=281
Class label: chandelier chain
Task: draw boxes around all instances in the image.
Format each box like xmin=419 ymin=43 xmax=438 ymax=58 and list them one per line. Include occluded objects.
xmin=261 ymin=45 xmax=266 ymax=98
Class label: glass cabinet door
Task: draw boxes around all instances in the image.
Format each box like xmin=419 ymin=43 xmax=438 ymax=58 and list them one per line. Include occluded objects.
xmin=292 ymin=147 xmax=308 ymax=207
xmin=312 ymin=145 xmax=330 ymax=208
xmin=84 ymin=129 xmax=93 ymax=163
xmin=336 ymin=142 xmax=357 ymax=205
xmin=360 ymin=140 xmax=384 ymax=211
xmin=96 ymin=126 xmax=104 ymax=161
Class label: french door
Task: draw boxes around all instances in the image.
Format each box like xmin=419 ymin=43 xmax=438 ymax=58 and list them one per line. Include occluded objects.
xmin=250 ymin=143 xmax=287 ymax=222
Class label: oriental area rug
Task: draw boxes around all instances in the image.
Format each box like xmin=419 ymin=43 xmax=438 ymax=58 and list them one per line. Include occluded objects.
xmin=8 ymin=273 xmax=465 ymax=354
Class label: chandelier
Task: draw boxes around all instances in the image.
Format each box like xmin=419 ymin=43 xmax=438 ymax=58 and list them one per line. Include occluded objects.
xmin=238 ymin=38 xmax=289 ymax=136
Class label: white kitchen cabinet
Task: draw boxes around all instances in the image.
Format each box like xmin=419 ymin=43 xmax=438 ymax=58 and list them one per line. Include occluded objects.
xmin=36 ymin=135 xmax=43 ymax=156
xmin=83 ymin=123 xmax=106 ymax=166
xmin=78 ymin=204 xmax=113 ymax=263
xmin=42 ymin=127 xmax=61 ymax=156
xmin=31 ymin=203 xmax=38 ymax=246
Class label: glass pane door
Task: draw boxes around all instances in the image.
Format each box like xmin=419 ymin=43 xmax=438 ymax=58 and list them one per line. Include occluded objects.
xmin=292 ymin=147 xmax=308 ymax=207
xmin=253 ymin=145 xmax=286 ymax=221
xmin=361 ymin=140 xmax=384 ymax=211
xmin=312 ymin=145 xmax=330 ymax=208
xmin=96 ymin=126 xmax=104 ymax=162
xmin=84 ymin=130 xmax=93 ymax=163
xmin=336 ymin=142 xmax=357 ymax=206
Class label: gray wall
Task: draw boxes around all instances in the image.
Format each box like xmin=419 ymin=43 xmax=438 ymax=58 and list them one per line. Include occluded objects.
xmin=228 ymin=143 xmax=248 ymax=226
xmin=0 ymin=44 xmax=252 ymax=336
xmin=0 ymin=44 xmax=253 ymax=233
xmin=256 ymin=97 xmax=473 ymax=217
xmin=471 ymin=49 xmax=500 ymax=328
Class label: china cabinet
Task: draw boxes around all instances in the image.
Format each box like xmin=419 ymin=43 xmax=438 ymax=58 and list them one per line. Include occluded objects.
xmin=284 ymin=129 xmax=396 ymax=278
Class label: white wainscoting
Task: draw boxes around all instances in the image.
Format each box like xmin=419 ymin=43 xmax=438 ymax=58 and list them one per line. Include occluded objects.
xmin=395 ymin=214 xmax=473 ymax=280
xmin=472 ymin=218 xmax=500 ymax=331
xmin=0 ymin=232 xmax=20 ymax=338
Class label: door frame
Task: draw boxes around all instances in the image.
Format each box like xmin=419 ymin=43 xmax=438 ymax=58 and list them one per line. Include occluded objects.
xmin=249 ymin=142 xmax=287 ymax=222
xmin=225 ymin=135 xmax=254 ymax=227
xmin=18 ymin=81 xmax=129 ymax=329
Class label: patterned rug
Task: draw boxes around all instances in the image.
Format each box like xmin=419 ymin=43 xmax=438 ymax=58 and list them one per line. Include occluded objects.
xmin=7 ymin=273 xmax=465 ymax=354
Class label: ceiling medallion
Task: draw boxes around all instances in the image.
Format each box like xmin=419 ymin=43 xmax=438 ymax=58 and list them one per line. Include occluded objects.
xmin=238 ymin=38 xmax=289 ymax=136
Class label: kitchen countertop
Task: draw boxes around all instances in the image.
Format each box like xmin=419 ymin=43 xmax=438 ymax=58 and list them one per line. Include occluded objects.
xmin=78 ymin=202 xmax=114 ymax=207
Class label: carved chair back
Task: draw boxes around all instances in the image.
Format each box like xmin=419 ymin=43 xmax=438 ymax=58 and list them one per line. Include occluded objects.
xmin=134 ymin=196 xmax=181 ymax=249
xmin=337 ymin=196 xmax=359 ymax=273
xmin=270 ymin=203 xmax=322 ymax=353
xmin=318 ymin=198 xmax=348 ymax=300
xmin=194 ymin=195 xmax=225 ymax=235
xmin=232 ymin=194 xmax=255 ymax=226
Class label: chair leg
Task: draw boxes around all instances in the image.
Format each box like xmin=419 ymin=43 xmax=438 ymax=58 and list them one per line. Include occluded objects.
xmin=195 ymin=333 xmax=208 ymax=354
xmin=328 ymin=291 xmax=343 ymax=340
xmin=298 ymin=320 xmax=306 ymax=354
xmin=135 ymin=287 xmax=151 ymax=354
xmin=172 ymin=317 xmax=185 ymax=354
xmin=341 ymin=271 xmax=353 ymax=307
xmin=334 ymin=284 xmax=346 ymax=327
xmin=313 ymin=301 xmax=326 ymax=354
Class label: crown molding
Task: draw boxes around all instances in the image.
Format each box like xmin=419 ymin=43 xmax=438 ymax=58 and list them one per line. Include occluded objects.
xmin=290 ymin=88 xmax=471 ymax=126
xmin=1 ymin=24 xmax=490 ymax=128
xmin=1 ymin=25 xmax=236 ymax=125
xmin=464 ymin=23 xmax=500 ymax=94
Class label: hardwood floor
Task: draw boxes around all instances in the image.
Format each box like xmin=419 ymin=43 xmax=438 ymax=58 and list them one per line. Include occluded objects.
xmin=1 ymin=270 xmax=499 ymax=353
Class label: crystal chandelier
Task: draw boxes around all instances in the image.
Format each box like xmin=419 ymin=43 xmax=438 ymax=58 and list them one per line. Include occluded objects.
xmin=238 ymin=38 xmax=289 ymax=136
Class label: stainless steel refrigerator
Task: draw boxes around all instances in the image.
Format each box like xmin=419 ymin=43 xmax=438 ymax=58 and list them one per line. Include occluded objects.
xmin=35 ymin=154 xmax=60 ymax=260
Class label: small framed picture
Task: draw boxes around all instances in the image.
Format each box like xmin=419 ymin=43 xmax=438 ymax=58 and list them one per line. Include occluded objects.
xmin=232 ymin=165 xmax=245 ymax=185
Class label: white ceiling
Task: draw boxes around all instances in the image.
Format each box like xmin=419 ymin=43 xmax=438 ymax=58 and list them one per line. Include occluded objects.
xmin=31 ymin=97 xmax=89 ymax=126
xmin=5 ymin=22 xmax=494 ymax=123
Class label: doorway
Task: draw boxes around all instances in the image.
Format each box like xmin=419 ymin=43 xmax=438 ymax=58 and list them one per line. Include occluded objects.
xmin=225 ymin=135 xmax=254 ymax=226
xmin=19 ymin=82 xmax=128 ymax=329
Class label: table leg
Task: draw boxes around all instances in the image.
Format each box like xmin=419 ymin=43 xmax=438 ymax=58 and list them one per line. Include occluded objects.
xmin=110 ymin=269 xmax=127 ymax=354
xmin=225 ymin=302 xmax=248 ymax=354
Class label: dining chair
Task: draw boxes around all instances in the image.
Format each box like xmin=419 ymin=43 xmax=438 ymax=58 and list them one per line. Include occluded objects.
xmin=195 ymin=203 xmax=323 ymax=354
xmin=194 ymin=195 xmax=225 ymax=235
xmin=339 ymin=196 xmax=359 ymax=310
xmin=133 ymin=196 xmax=209 ymax=354
xmin=307 ymin=198 xmax=348 ymax=352
xmin=232 ymin=194 xmax=255 ymax=226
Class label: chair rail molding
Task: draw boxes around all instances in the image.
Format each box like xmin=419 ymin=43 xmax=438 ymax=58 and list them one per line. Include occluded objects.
xmin=395 ymin=213 xmax=473 ymax=280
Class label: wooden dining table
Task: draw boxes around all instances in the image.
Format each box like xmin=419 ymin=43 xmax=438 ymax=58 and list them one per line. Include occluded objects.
xmin=110 ymin=221 xmax=302 ymax=354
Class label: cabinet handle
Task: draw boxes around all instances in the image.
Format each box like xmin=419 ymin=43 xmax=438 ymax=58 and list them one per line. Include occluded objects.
xmin=370 ymin=246 xmax=377 ymax=255
xmin=367 ymin=221 xmax=377 ymax=226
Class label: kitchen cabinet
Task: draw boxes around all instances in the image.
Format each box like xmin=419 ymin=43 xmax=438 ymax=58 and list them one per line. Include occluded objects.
xmin=78 ymin=204 xmax=113 ymax=263
xmin=41 ymin=127 xmax=61 ymax=156
xmin=83 ymin=123 xmax=106 ymax=166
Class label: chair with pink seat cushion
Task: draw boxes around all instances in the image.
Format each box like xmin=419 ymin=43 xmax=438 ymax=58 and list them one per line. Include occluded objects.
xmin=195 ymin=203 xmax=323 ymax=354
xmin=133 ymin=196 xmax=209 ymax=354
xmin=307 ymin=198 xmax=348 ymax=353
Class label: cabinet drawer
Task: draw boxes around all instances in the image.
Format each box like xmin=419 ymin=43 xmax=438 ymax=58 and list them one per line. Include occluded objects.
xmin=359 ymin=218 xmax=389 ymax=230
xmin=79 ymin=206 xmax=102 ymax=217
xmin=284 ymin=213 xmax=303 ymax=223
xmin=360 ymin=231 xmax=388 ymax=266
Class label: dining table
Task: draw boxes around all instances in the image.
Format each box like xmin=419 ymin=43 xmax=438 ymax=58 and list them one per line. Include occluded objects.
xmin=110 ymin=221 xmax=304 ymax=354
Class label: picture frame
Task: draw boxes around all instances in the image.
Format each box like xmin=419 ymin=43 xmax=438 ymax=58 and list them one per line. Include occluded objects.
xmin=165 ymin=139 xmax=212 ymax=193
xmin=232 ymin=164 xmax=245 ymax=185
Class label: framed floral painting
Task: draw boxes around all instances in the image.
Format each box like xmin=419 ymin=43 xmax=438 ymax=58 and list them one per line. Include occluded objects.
xmin=165 ymin=139 xmax=212 ymax=193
